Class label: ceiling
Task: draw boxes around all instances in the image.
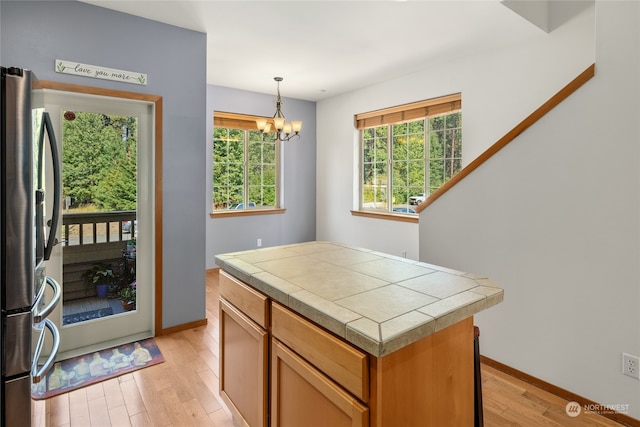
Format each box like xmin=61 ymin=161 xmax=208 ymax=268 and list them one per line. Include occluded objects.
xmin=80 ymin=1 xmax=545 ymax=101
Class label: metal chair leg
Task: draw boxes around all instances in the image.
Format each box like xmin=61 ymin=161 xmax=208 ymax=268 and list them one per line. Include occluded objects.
xmin=474 ymin=326 xmax=484 ymax=427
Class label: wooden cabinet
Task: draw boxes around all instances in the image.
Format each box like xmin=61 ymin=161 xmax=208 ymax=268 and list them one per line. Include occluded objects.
xmin=271 ymin=302 xmax=369 ymax=427
xmin=368 ymin=315 xmax=474 ymax=427
xmin=219 ymin=271 xmax=269 ymax=427
xmin=219 ymin=270 xmax=268 ymax=328
xmin=271 ymin=302 xmax=368 ymax=402
xmin=219 ymin=271 xmax=474 ymax=427
xmin=271 ymin=338 xmax=368 ymax=427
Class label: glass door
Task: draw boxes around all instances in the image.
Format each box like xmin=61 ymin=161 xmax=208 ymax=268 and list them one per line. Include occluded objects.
xmin=40 ymin=90 xmax=154 ymax=358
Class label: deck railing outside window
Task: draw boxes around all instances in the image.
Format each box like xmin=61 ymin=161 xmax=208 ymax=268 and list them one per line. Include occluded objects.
xmin=62 ymin=210 xmax=136 ymax=247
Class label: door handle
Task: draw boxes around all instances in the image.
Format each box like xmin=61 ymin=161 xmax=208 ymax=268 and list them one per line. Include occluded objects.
xmin=33 ymin=276 xmax=61 ymax=325
xmin=40 ymin=112 xmax=61 ymax=261
xmin=31 ymin=318 xmax=61 ymax=383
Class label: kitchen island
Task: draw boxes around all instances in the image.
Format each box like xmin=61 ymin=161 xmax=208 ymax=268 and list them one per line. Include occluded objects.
xmin=215 ymin=241 xmax=503 ymax=427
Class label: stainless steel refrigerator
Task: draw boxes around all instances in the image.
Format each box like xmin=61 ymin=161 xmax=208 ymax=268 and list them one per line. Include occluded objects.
xmin=1 ymin=66 xmax=62 ymax=426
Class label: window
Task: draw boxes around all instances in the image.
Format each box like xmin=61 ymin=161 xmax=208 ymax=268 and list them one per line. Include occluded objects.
xmin=356 ymin=94 xmax=462 ymax=215
xmin=212 ymin=112 xmax=280 ymax=212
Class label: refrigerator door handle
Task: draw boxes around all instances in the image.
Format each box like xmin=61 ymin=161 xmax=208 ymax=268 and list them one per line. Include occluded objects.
xmin=40 ymin=111 xmax=61 ymax=261
xmin=31 ymin=318 xmax=61 ymax=384
xmin=33 ymin=276 xmax=61 ymax=324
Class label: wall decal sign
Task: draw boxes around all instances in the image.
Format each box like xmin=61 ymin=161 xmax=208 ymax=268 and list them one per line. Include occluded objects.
xmin=55 ymin=60 xmax=147 ymax=85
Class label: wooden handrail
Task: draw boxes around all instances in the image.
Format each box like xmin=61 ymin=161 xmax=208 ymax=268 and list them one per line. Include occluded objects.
xmin=416 ymin=63 xmax=596 ymax=214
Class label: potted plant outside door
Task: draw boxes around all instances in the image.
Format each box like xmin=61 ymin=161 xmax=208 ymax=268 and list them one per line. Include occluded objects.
xmin=83 ymin=263 xmax=116 ymax=298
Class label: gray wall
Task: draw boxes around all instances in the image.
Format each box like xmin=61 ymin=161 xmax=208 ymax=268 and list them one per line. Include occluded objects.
xmin=1 ymin=1 xmax=207 ymax=329
xmin=205 ymin=85 xmax=316 ymax=268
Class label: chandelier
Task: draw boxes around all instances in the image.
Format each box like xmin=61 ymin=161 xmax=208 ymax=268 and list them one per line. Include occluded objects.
xmin=256 ymin=77 xmax=302 ymax=142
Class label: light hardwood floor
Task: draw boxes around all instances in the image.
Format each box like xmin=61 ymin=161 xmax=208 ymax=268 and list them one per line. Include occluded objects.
xmin=33 ymin=270 xmax=625 ymax=427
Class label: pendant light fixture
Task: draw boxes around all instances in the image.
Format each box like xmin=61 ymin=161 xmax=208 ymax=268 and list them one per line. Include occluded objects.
xmin=256 ymin=77 xmax=302 ymax=142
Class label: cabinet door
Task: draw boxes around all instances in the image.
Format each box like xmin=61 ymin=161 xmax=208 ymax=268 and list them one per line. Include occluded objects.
xmin=271 ymin=338 xmax=368 ymax=427
xmin=220 ymin=298 xmax=268 ymax=427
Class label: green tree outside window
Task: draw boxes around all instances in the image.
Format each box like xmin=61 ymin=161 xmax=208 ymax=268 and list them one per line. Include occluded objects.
xmin=213 ymin=126 xmax=279 ymax=210
xmin=361 ymin=111 xmax=462 ymax=214
xmin=62 ymin=112 xmax=137 ymax=211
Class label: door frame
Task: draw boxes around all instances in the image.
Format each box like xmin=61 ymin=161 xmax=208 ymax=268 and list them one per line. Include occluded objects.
xmin=36 ymin=80 xmax=164 ymax=336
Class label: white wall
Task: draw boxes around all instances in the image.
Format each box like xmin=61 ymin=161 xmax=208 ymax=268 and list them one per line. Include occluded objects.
xmin=420 ymin=1 xmax=640 ymax=420
xmin=316 ymin=2 xmax=595 ymax=261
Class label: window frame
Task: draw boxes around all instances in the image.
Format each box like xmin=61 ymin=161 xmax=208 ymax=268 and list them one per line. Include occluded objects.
xmin=355 ymin=94 xmax=462 ymax=220
xmin=211 ymin=111 xmax=285 ymax=218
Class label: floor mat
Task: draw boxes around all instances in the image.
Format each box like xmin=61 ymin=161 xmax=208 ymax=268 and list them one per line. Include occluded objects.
xmin=31 ymin=337 xmax=164 ymax=400
xmin=62 ymin=307 xmax=114 ymax=325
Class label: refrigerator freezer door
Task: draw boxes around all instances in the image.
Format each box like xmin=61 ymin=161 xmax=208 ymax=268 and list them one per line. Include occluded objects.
xmin=5 ymin=375 xmax=31 ymax=427
xmin=2 ymin=68 xmax=34 ymax=311
xmin=4 ymin=311 xmax=32 ymax=377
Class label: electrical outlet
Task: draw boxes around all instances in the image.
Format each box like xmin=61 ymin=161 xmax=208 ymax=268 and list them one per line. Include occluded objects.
xmin=257 ymin=238 xmax=262 ymax=247
xmin=622 ymin=353 xmax=640 ymax=379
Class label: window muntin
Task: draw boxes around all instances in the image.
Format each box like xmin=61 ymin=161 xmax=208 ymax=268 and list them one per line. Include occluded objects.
xmin=247 ymin=130 xmax=277 ymax=207
xmin=213 ymin=127 xmax=244 ymax=209
xmin=360 ymin=109 xmax=462 ymax=215
xmin=392 ymin=120 xmax=425 ymax=207
xmin=213 ymin=119 xmax=279 ymax=212
xmin=428 ymin=112 xmax=462 ymax=195
xmin=362 ymin=126 xmax=388 ymax=210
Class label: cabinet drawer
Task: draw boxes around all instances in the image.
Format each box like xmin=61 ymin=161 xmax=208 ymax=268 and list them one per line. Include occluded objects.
xmin=271 ymin=302 xmax=369 ymax=402
xmin=220 ymin=270 xmax=268 ymax=328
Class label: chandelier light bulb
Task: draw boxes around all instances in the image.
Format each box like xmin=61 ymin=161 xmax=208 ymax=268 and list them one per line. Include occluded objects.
xmin=256 ymin=119 xmax=268 ymax=131
xmin=273 ymin=117 xmax=285 ymax=131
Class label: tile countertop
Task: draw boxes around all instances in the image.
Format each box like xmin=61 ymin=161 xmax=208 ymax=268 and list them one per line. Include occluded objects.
xmin=215 ymin=241 xmax=503 ymax=357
